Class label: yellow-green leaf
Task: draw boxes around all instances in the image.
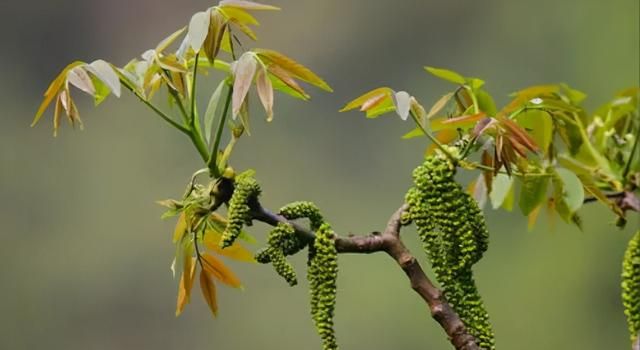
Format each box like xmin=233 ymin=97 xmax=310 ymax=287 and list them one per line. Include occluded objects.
xmin=155 ymin=26 xmax=187 ymax=53
xmin=203 ymin=229 xmax=255 ymax=262
xmin=268 ymin=64 xmax=309 ymax=99
xmin=340 ymin=87 xmax=393 ymax=112
xmin=254 ymin=49 xmax=332 ymax=92
xmin=424 ymin=66 xmax=466 ymax=84
xmin=219 ymin=0 xmax=280 ymax=11
xmin=427 ymin=92 xmax=454 ymax=119
xmin=32 ymin=61 xmax=84 ymax=127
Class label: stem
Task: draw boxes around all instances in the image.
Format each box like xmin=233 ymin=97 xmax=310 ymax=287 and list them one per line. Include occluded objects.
xmin=622 ymin=117 xmax=640 ymax=182
xmin=188 ymin=54 xmax=210 ymax=163
xmin=463 ymin=161 xmax=552 ymax=177
xmin=208 ymin=85 xmax=233 ymax=176
xmin=121 ymin=83 xmax=190 ymax=135
xmin=410 ymin=111 xmax=456 ymax=162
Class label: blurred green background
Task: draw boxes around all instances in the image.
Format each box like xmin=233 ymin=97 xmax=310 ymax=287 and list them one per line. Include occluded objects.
xmin=1 ymin=0 xmax=639 ymax=349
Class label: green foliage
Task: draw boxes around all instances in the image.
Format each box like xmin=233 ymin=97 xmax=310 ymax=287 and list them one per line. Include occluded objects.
xmin=405 ymin=151 xmax=494 ymax=349
xmin=623 ymin=231 xmax=640 ymax=345
xmin=308 ymin=223 xmax=339 ymax=350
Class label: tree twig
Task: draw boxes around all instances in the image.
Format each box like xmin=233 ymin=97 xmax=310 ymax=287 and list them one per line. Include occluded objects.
xmin=249 ymin=202 xmax=481 ymax=350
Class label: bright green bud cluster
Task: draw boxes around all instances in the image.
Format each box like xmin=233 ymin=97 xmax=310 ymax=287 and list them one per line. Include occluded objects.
xmin=622 ymin=230 xmax=640 ymax=344
xmin=405 ymin=152 xmax=494 ymax=349
xmin=255 ymin=223 xmax=298 ymax=286
xmin=308 ymin=223 xmax=339 ymax=350
xmin=221 ymin=172 xmax=261 ymax=248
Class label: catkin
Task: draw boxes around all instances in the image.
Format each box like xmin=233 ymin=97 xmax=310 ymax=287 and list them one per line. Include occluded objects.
xmin=308 ymin=223 xmax=339 ymax=350
xmin=622 ymin=230 xmax=640 ymax=344
xmin=221 ymin=172 xmax=261 ymax=248
xmin=405 ymin=151 xmax=494 ymax=349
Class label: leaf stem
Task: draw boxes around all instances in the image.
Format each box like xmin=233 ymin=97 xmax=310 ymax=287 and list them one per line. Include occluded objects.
xmin=410 ymin=111 xmax=456 ymax=162
xmin=622 ymin=115 xmax=640 ymax=182
xmin=208 ymin=85 xmax=233 ymax=177
xmin=121 ymin=82 xmax=190 ymax=135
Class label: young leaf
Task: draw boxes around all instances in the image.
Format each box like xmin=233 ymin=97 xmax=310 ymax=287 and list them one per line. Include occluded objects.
xmin=393 ymin=91 xmax=411 ymax=121
xmin=430 ymin=112 xmax=486 ymax=132
xmin=176 ymin=258 xmax=196 ymax=317
xmin=518 ymin=174 xmax=549 ymax=216
xmin=203 ymin=13 xmax=227 ymax=63
xmin=173 ymin=213 xmax=188 ymax=243
xmin=268 ymin=64 xmax=309 ymax=99
xmin=427 ymin=92 xmax=454 ymax=119
xmin=199 ymin=270 xmax=218 ymax=317
xmin=424 ymin=66 xmax=466 ymax=85
xmin=254 ymin=49 xmax=332 ymax=92
xmin=204 ymin=80 xmax=226 ymax=143
xmin=340 ymin=87 xmax=393 ymax=112
xmin=203 ymin=229 xmax=255 ymax=262
xmin=219 ymin=0 xmax=280 ymax=11
xmin=255 ymin=67 xmax=274 ymax=121
xmin=490 ymin=173 xmax=514 ymax=209
xmin=201 ymin=253 xmax=243 ymax=288
xmin=188 ymin=11 xmax=211 ymax=53
xmin=555 ymin=168 xmax=585 ymax=213
xmin=32 ymin=61 xmax=84 ymax=127
xmin=514 ymin=110 xmax=553 ymax=155
xmin=67 ymin=66 xmax=95 ymax=96
xmin=231 ymin=53 xmax=257 ymax=118
xmin=155 ymin=26 xmax=187 ymax=53
xmin=528 ymin=205 xmax=542 ymax=231
xmin=87 ymin=60 xmax=121 ymax=97
xmin=402 ymin=127 xmax=424 ymax=139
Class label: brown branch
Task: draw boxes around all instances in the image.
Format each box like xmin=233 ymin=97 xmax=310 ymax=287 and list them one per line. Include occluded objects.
xmin=250 ymin=202 xmax=480 ymax=350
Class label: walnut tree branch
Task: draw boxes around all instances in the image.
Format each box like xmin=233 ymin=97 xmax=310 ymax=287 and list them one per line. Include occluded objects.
xmin=249 ymin=202 xmax=481 ymax=350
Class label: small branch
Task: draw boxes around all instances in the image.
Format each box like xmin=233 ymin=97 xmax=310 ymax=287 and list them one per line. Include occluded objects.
xmin=249 ymin=201 xmax=480 ymax=350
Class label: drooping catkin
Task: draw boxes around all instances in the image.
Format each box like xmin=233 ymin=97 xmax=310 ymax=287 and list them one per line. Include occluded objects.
xmin=307 ymin=222 xmax=338 ymax=350
xmin=221 ymin=172 xmax=261 ymax=248
xmin=622 ymin=230 xmax=640 ymax=344
xmin=405 ymin=151 xmax=494 ymax=349
xmin=255 ymin=223 xmax=298 ymax=286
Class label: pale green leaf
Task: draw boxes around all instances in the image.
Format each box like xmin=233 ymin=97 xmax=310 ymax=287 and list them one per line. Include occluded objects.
xmin=555 ymin=168 xmax=585 ymax=213
xmin=394 ymin=91 xmax=411 ymax=121
xmin=424 ymin=66 xmax=466 ymax=84
xmin=87 ymin=60 xmax=121 ymax=97
xmin=490 ymin=173 xmax=513 ymax=209
xmin=518 ymin=175 xmax=549 ymax=216
xmin=204 ymin=80 xmax=226 ymax=143
xmin=67 ymin=66 xmax=95 ymax=96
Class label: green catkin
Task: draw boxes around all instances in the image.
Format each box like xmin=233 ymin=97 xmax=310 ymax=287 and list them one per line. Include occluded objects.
xmin=622 ymin=230 xmax=640 ymax=344
xmin=221 ymin=172 xmax=261 ymax=248
xmin=259 ymin=223 xmax=298 ymax=286
xmin=308 ymin=223 xmax=338 ymax=350
xmin=405 ymin=151 xmax=494 ymax=350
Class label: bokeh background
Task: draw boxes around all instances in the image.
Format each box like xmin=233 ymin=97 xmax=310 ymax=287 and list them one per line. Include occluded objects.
xmin=1 ymin=0 xmax=639 ymax=349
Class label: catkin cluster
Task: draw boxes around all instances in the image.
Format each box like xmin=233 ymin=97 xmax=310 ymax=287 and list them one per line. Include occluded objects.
xmin=622 ymin=230 xmax=640 ymax=344
xmin=405 ymin=151 xmax=494 ymax=349
xmin=221 ymin=172 xmax=261 ymax=248
xmin=255 ymin=201 xmax=339 ymax=350
xmin=255 ymin=223 xmax=299 ymax=286
xmin=308 ymin=222 xmax=339 ymax=350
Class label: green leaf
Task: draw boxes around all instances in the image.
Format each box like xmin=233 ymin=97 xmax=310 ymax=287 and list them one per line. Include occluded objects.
xmin=514 ymin=109 xmax=553 ymax=155
xmin=204 ymin=80 xmax=226 ymax=143
xmin=490 ymin=173 xmax=514 ymax=209
xmin=424 ymin=66 xmax=466 ymax=85
xmin=402 ymin=127 xmax=424 ymax=139
xmin=518 ymin=175 xmax=549 ymax=216
xmin=476 ymin=89 xmax=497 ymax=115
xmin=87 ymin=60 xmax=121 ymax=97
xmin=188 ymin=11 xmax=211 ymax=53
xmin=89 ymin=75 xmax=111 ymax=106
xmin=231 ymin=53 xmax=257 ymax=118
xmin=555 ymin=168 xmax=585 ymax=213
